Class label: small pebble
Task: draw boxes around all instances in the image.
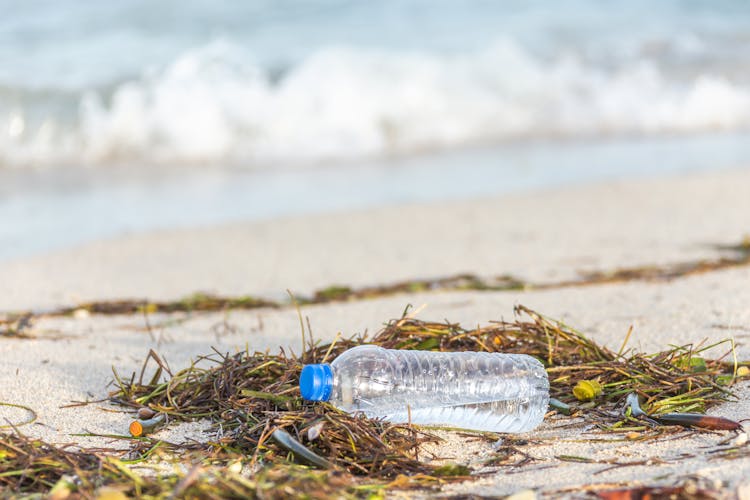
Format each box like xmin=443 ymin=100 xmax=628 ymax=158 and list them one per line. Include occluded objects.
xmin=73 ymin=309 xmax=90 ymax=319
xmin=506 ymin=489 xmax=536 ymax=500
xmin=683 ymin=481 xmax=699 ymax=495
xmin=737 ymin=482 xmax=750 ymax=500
xmin=731 ymin=432 xmax=748 ymax=447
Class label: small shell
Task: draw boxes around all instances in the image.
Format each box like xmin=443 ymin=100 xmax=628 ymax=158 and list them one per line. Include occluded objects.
xmin=307 ymin=421 xmax=325 ymax=441
xmin=137 ymin=407 xmax=156 ymax=419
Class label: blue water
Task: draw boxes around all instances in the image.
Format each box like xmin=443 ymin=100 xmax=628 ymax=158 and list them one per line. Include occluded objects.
xmin=1 ymin=1 xmax=749 ymax=259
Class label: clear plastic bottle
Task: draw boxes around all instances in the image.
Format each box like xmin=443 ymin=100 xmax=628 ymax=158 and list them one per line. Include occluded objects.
xmin=300 ymin=345 xmax=549 ymax=433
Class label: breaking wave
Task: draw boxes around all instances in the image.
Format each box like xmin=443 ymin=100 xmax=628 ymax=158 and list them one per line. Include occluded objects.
xmin=2 ymin=39 xmax=750 ymax=167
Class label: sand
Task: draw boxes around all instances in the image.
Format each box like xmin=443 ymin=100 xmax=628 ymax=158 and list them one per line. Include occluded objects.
xmin=2 ymin=167 xmax=750 ymax=496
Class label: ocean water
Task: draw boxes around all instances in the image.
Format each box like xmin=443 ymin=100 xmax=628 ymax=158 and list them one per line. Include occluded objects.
xmin=1 ymin=1 xmax=750 ymax=259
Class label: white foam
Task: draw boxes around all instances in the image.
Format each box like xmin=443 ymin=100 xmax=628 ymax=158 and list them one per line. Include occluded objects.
xmin=2 ymin=39 xmax=750 ymax=167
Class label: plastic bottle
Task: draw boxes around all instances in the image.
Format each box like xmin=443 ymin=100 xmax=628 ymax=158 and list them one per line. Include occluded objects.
xmin=299 ymin=345 xmax=549 ymax=433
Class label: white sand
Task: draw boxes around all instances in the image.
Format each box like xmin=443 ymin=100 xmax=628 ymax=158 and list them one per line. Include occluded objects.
xmin=2 ymin=167 xmax=750 ymax=495
xmin=3 ymin=167 xmax=750 ymax=311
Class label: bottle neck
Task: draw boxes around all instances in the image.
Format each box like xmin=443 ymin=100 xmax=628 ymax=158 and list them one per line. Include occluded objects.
xmin=300 ymin=363 xmax=334 ymax=401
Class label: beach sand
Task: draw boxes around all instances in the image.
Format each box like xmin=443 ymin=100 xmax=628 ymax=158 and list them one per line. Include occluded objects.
xmin=2 ymin=167 xmax=750 ymax=496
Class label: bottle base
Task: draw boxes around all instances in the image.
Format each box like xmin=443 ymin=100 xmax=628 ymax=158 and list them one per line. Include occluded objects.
xmin=368 ymin=399 xmax=547 ymax=433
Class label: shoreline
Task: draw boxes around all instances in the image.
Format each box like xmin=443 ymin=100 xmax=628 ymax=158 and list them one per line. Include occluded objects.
xmin=3 ymin=133 xmax=750 ymax=262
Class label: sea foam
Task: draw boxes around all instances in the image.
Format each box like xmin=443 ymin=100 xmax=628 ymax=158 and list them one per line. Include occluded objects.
xmin=2 ymin=39 xmax=750 ymax=167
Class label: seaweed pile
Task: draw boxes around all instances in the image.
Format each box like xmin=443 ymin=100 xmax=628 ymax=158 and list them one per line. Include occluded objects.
xmin=111 ymin=330 xmax=442 ymax=479
xmin=111 ymin=307 xmax=745 ymax=483
xmin=0 ymin=431 xmax=366 ymax=499
xmin=1 ymin=306 xmax=747 ymax=498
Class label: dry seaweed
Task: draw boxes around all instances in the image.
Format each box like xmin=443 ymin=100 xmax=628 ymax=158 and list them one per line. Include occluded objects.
xmin=372 ymin=306 xmax=743 ymax=427
xmin=0 ymin=313 xmax=34 ymax=339
xmin=0 ymin=430 xmax=368 ymax=498
xmin=2 ymin=306 xmax=746 ymax=497
xmin=0 ymin=431 xmax=100 ymax=494
xmin=3 ymin=237 xmax=750 ymax=338
xmin=0 ymin=402 xmax=37 ymax=429
xmin=110 ymin=340 xmax=440 ymax=478
xmin=553 ymin=475 xmax=729 ymax=499
xmin=309 ymin=273 xmax=526 ymax=303
xmin=110 ymin=305 xmax=743 ymax=470
xmin=68 ymin=293 xmax=276 ymax=316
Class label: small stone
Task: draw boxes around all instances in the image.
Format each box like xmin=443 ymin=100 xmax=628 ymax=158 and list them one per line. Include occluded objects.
xmin=506 ymin=489 xmax=536 ymax=500
xmin=737 ymin=482 xmax=750 ymax=500
xmin=73 ymin=308 xmax=90 ymax=319
xmin=731 ymin=432 xmax=748 ymax=447
xmin=683 ymin=480 xmax=699 ymax=495
xmin=137 ymin=407 xmax=156 ymax=419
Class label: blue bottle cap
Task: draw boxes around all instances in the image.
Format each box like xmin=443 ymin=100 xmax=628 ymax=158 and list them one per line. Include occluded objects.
xmin=300 ymin=364 xmax=333 ymax=401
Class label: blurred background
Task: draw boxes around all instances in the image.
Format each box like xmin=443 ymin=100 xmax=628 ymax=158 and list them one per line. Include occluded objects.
xmin=2 ymin=0 xmax=750 ymax=260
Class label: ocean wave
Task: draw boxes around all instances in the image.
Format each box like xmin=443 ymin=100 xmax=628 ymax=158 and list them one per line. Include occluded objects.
xmin=2 ymin=39 xmax=750 ymax=167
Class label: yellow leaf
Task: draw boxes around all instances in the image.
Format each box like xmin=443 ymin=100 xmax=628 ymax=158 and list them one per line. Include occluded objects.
xmin=572 ymin=379 xmax=603 ymax=401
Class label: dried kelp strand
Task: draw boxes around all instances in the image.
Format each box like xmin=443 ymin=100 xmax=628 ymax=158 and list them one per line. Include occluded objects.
xmin=653 ymin=413 xmax=741 ymax=431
